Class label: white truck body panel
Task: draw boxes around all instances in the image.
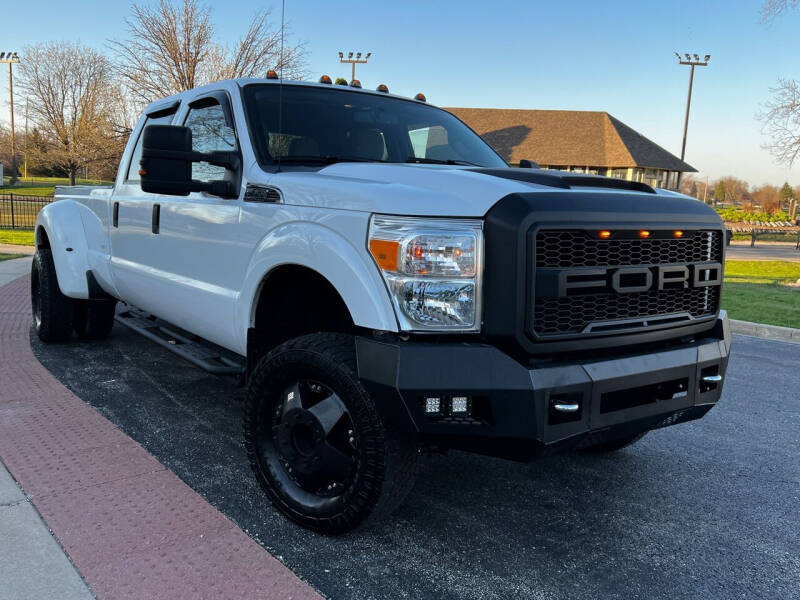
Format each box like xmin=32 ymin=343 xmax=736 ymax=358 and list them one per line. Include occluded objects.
xmin=36 ymin=77 xmax=658 ymax=356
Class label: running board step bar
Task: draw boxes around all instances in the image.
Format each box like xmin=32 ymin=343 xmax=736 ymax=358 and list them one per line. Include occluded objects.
xmin=115 ymin=308 xmax=245 ymax=378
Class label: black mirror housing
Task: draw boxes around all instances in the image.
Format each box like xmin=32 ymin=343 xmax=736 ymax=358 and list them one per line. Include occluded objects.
xmin=140 ymin=125 xmax=194 ymax=196
xmin=139 ymin=124 xmax=240 ymax=198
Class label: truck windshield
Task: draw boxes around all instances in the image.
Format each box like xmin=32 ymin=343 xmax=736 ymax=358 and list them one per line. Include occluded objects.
xmin=242 ymin=84 xmax=507 ymax=169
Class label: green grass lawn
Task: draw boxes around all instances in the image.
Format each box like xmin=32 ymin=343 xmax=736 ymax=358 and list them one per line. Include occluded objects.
xmin=0 ymin=230 xmax=35 ymax=246
xmin=0 ymin=186 xmax=57 ymax=197
xmin=722 ymin=261 xmax=800 ymax=328
xmin=0 ymin=253 xmax=25 ymax=261
xmin=1 ymin=177 xmax=113 ymax=198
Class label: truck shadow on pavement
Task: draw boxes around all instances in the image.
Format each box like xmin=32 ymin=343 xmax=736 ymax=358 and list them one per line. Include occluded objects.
xmin=31 ymin=326 xmax=798 ymax=600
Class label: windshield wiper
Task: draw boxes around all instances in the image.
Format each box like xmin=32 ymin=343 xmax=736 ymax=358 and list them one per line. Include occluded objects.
xmin=277 ymin=155 xmax=384 ymax=165
xmin=405 ymin=156 xmax=480 ymax=167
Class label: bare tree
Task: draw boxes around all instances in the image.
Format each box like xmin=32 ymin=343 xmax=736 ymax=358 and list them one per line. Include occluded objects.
xmin=759 ymin=1 xmax=800 ymax=165
xmin=17 ymin=42 xmax=125 ymax=185
xmin=751 ymin=184 xmax=783 ymax=213
xmin=761 ymin=0 xmax=800 ymax=20
xmin=715 ymin=176 xmax=749 ymax=206
xmin=110 ymin=0 xmax=306 ymax=105
xmin=759 ymin=79 xmax=800 ymax=166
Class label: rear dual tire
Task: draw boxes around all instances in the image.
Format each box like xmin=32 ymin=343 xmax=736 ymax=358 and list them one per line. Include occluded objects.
xmin=31 ymin=249 xmax=73 ymax=342
xmin=31 ymin=249 xmax=116 ymax=342
xmin=244 ymin=333 xmax=419 ymax=535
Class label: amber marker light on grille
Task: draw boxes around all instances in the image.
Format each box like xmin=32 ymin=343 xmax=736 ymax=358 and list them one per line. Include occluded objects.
xmin=638 ymin=230 xmax=651 ymax=238
xmin=368 ymin=239 xmax=399 ymax=271
xmin=674 ymin=230 xmax=685 ymax=238
xmin=598 ymin=230 xmax=612 ymax=239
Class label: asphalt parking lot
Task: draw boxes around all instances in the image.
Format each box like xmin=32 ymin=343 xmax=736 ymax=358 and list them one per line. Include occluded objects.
xmin=32 ymin=327 xmax=800 ymax=600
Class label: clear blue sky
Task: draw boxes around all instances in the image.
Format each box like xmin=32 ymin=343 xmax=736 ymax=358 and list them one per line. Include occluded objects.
xmin=1 ymin=0 xmax=798 ymax=186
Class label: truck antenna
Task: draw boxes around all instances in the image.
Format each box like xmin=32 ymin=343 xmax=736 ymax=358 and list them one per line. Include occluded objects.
xmin=276 ymin=0 xmax=285 ymax=173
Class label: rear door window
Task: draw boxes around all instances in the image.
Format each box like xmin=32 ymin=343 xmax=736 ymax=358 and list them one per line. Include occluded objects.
xmin=126 ymin=107 xmax=179 ymax=182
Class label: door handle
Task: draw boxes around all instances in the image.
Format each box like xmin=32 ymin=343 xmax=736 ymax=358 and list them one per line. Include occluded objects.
xmin=152 ymin=204 xmax=160 ymax=234
xmin=112 ymin=202 xmax=119 ymax=227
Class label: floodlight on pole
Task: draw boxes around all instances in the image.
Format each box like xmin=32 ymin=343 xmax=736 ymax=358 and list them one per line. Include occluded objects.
xmin=674 ymin=51 xmax=710 ymax=188
xmin=339 ymin=50 xmax=372 ymax=83
xmin=0 ymin=51 xmax=20 ymax=184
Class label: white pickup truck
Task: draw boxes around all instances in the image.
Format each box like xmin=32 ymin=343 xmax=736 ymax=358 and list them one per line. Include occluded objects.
xmin=33 ymin=76 xmax=731 ymax=534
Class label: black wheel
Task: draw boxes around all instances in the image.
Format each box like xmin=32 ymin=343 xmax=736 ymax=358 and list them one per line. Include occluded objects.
xmin=31 ymin=249 xmax=73 ymax=342
xmin=578 ymin=432 xmax=647 ymax=453
xmin=73 ymin=298 xmax=117 ymax=340
xmin=244 ymin=333 xmax=419 ymax=534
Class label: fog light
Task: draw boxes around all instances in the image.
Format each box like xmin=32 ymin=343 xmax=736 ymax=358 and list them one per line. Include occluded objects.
xmin=424 ymin=397 xmax=442 ymax=414
xmin=450 ymin=396 xmax=470 ymax=415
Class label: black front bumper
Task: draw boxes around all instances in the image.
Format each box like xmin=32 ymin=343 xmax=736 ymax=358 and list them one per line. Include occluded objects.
xmin=356 ymin=314 xmax=732 ymax=462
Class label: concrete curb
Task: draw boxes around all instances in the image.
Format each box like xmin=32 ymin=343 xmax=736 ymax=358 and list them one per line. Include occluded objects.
xmin=730 ymin=319 xmax=800 ymax=344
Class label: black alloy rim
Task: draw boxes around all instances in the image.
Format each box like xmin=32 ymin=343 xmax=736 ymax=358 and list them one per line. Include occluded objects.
xmin=259 ymin=379 xmax=358 ymax=503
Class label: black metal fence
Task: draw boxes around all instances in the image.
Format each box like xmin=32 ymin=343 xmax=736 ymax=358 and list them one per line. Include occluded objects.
xmin=0 ymin=195 xmax=53 ymax=230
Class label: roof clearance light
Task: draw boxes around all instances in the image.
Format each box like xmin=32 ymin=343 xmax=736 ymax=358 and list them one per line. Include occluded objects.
xmin=674 ymin=230 xmax=684 ymax=238
xmin=414 ymin=93 xmax=427 ymax=102
xmin=266 ymin=69 xmax=279 ymax=79
xmin=598 ymin=230 xmax=612 ymax=239
xmin=319 ymin=74 xmax=332 ymax=84
xmin=376 ymin=84 xmax=389 ymax=93
xmin=350 ymin=79 xmax=362 ymax=88
xmin=639 ymin=230 xmax=651 ymax=238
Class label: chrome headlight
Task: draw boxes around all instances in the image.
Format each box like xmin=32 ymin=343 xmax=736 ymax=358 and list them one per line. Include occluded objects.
xmin=368 ymin=215 xmax=483 ymax=332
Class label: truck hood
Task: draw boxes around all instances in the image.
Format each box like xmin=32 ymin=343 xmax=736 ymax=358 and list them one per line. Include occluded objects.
xmin=266 ymin=163 xmax=577 ymax=217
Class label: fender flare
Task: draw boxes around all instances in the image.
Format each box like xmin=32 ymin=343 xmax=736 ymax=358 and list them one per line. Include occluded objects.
xmin=34 ymin=200 xmax=93 ymax=299
xmin=237 ymin=221 xmax=398 ymax=345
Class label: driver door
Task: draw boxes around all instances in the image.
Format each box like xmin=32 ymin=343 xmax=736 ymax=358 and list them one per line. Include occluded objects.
xmin=144 ymin=91 xmax=251 ymax=351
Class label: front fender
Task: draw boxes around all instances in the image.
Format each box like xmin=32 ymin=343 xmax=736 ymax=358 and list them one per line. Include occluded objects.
xmin=238 ymin=220 xmax=398 ymax=344
xmin=35 ymin=200 xmax=92 ymax=299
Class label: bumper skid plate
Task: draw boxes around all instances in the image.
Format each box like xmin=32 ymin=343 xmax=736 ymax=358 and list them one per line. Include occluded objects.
xmin=357 ymin=313 xmax=731 ymax=461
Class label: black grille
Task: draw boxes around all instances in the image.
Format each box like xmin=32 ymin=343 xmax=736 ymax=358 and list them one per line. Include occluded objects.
xmin=532 ymin=229 xmax=723 ymax=337
xmin=534 ymin=287 xmax=721 ymax=336
xmin=536 ymin=230 xmax=722 ymax=268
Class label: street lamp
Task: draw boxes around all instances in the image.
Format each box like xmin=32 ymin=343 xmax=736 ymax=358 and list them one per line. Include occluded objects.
xmin=0 ymin=51 xmax=20 ymax=184
xmin=339 ymin=51 xmax=371 ymax=83
xmin=674 ymin=51 xmax=710 ymax=187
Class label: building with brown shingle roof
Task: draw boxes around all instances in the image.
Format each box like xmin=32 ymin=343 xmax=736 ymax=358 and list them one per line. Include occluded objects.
xmin=446 ymin=108 xmax=695 ymax=190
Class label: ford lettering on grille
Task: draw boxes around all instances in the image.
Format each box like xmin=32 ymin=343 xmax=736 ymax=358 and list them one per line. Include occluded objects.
xmin=532 ymin=229 xmax=724 ymax=338
xmin=557 ymin=262 xmax=723 ymax=297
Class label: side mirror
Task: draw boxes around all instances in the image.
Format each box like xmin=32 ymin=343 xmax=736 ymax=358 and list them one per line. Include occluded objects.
xmin=140 ymin=125 xmax=240 ymax=198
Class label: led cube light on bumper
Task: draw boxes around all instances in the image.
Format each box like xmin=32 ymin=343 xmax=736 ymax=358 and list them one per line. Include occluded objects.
xmin=368 ymin=215 xmax=483 ymax=331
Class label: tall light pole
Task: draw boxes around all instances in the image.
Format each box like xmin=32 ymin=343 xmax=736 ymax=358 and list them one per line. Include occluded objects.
xmin=0 ymin=51 xmax=20 ymax=184
xmin=675 ymin=52 xmax=710 ymax=188
xmin=338 ymin=51 xmax=371 ymax=82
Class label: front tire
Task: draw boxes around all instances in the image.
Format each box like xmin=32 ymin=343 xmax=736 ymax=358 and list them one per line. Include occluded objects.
xmin=31 ymin=249 xmax=73 ymax=342
xmin=244 ymin=333 xmax=419 ymax=534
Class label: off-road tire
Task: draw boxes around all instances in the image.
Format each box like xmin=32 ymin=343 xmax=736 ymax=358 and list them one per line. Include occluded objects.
xmin=244 ymin=332 xmax=419 ymax=535
xmin=578 ymin=432 xmax=647 ymax=453
xmin=31 ymin=249 xmax=73 ymax=342
xmin=73 ymin=298 xmax=117 ymax=340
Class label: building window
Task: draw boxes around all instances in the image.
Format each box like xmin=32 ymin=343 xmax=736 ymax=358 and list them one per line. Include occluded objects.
xmin=610 ymin=168 xmax=628 ymax=180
